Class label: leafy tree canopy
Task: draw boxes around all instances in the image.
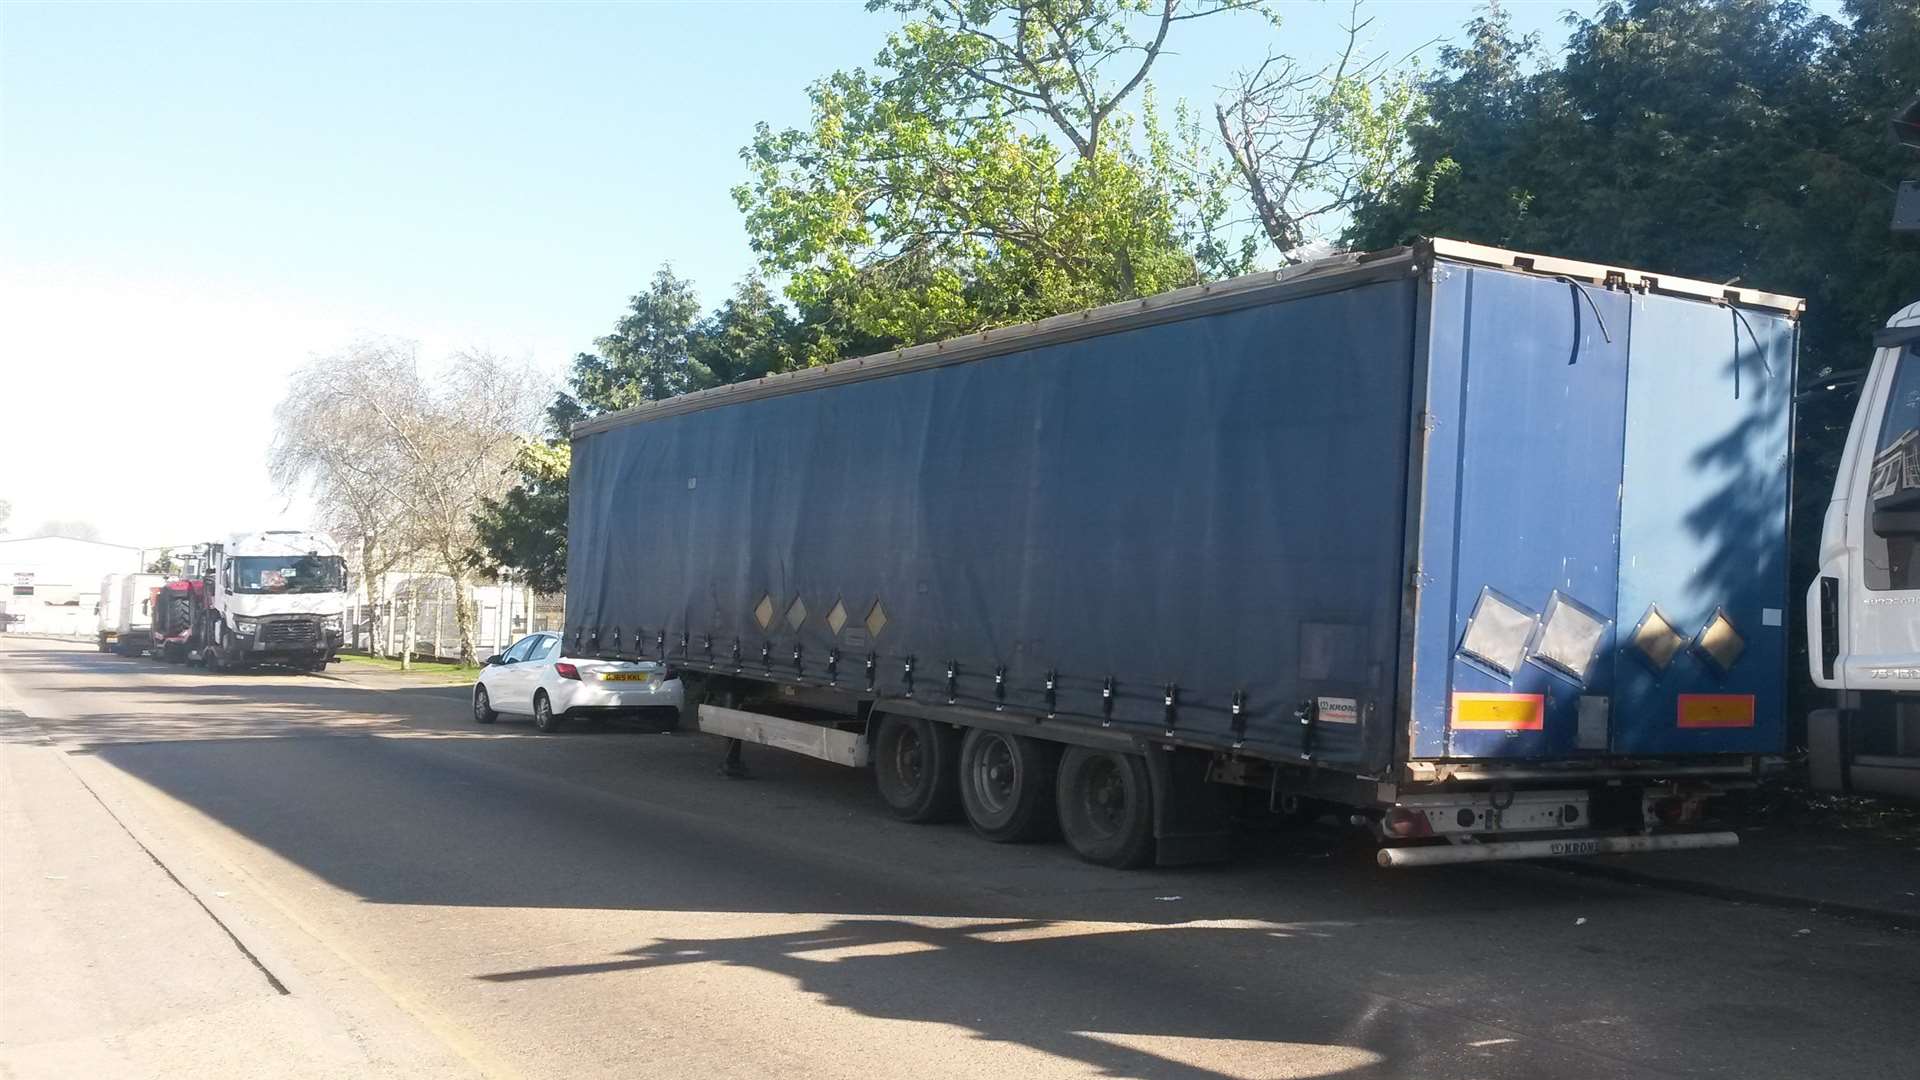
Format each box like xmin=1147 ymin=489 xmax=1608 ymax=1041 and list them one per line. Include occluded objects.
xmin=735 ymin=1 xmax=1264 ymax=350
xmin=466 ymin=440 xmax=571 ymax=596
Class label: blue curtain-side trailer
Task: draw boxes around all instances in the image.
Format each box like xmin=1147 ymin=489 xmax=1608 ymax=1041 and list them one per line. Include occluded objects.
xmin=563 ymin=239 xmax=1801 ymax=868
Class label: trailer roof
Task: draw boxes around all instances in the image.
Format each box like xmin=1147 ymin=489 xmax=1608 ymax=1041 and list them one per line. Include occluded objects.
xmin=572 ymin=238 xmax=1806 ymax=439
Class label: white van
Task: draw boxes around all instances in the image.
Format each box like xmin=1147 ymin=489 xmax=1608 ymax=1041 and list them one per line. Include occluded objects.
xmin=96 ymin=573 xmax=124 ymax=652
xmin=112 ymin=573 xmax=166 ymax=656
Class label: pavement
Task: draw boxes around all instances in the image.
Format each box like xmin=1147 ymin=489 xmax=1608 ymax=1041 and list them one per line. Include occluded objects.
xmin=3 ymin=636 xmax=1919 ymax=1079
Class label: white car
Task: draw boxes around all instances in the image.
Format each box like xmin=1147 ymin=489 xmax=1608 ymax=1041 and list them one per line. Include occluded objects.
xmin=472 ymin=631 xmax=685 ymax=733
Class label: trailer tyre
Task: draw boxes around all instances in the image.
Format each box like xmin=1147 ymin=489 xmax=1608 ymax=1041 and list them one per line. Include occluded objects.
xmin=872 ymin=714 xmax=960 ymax=823
xmin=959 ymin=729 xmax=1057 ymax=842
xmin=1055 ymin=746 xmax=1155 ymax=869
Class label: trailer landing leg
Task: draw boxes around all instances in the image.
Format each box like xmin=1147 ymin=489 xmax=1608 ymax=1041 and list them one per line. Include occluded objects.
xmin=720 ymin=737 xmax=751 ymax=779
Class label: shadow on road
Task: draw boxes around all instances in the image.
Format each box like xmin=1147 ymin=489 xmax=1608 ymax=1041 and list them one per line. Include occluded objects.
xmin=10 ymin=640 xmax=1901 ymax=1080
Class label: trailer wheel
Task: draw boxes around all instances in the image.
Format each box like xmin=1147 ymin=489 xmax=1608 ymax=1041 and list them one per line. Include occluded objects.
xmin=872 ymin=714 xmax=960 ymax=823
xmin=1055 ymin=746 xmax=1155 ymax=868
xmin=959 ymin=729 xmax=1057 ymax=842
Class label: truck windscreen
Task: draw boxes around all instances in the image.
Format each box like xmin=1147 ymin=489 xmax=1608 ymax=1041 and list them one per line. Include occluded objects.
xmin=1876 ymin=344 xmax=1920 ymax=454
xmin=1867 ymin=344 xmax=1920 ymax=591
xmin=232 ymin=555 xmax=347 ymax=594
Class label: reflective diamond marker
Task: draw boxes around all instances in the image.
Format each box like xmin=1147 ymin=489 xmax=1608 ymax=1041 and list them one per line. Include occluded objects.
xmin=754 ymin=594 xmax=775 ymax=631
xmin=785 ymin=595 xmax=808 ymax=631
xmin=1629 ymin=605 xmax=1687 ymax=672
xmin=865 ymin=600 xmax=889 ymax=639
xmin=1694 ymin=608 xmax=1746 ymax=673
xmin=1532 ymin=592 xmax=1610 ymax=684
xmin=826 ymin=598 xmax=849 ymax=636
xmin=1458 ymin=587 xmax=1537 ymax=678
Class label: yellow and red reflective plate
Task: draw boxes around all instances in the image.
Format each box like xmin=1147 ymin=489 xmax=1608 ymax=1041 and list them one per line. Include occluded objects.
xmin=1677 ymin=693 xmax=1754 ymax=728
xmin=1451 ymin=692 xmax=1545 ymax=731
xmin=600 ymin=672 xmax=651 ymax=682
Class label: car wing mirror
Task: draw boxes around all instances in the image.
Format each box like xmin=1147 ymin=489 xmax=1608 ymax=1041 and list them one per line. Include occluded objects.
xmin=482 ymin=654 xmax=504 ymax=666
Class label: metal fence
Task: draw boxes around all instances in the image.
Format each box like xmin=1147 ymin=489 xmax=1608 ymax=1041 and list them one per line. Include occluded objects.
xmin=346 ymin=579 xmax=563 ymax=661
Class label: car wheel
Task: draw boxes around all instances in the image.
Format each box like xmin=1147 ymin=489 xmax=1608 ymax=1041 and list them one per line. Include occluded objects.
xmin=533 ymin=691 xmax=561 ymax=733
xmin=872 ymin=713 xmax=960 ymax=822
xmin=1055 ymin=746 xmax=1155 ymax=868
xmin=473 ymin=685 xmax=498 ymax=724
xmin=958 ymin=729 xmax=1058 ymax=843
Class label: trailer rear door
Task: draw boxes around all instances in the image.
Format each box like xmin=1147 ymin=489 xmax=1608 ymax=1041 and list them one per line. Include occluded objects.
xmin=1408 ymin=262 xmax=1633 ymax=760
xmin=1609 ymin=293 xmax=1793 ymax=755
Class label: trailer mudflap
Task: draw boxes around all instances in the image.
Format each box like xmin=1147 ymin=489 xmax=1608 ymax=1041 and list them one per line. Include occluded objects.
xmin=1143 ymin=745 xmax=1233 ymax=866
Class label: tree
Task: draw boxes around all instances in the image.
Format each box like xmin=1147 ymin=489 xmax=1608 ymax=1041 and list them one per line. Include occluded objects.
xmin=472 ymin=271 xmax=808 ymax=593
xmin=272 ymin=338 xmax=426 ymax=657
xmin=145 ymin=555 xmax=179 ymax=575
xmin=548 ymin=267 xmax=705 ymax=432
xmin=868 ymin=0 xmax=1270 ymax=161
xmin=735 ymin=0 xmax=1263 ymax=347
xmin=466 ymin=440 xmax=570 ymax=596
xmin=274 ymin=341 xmax=542 ymax=664
xmin=1213 ymin=1 xmax=1425 ymax=259
xmin=689 ymin=275 xmax=802 ymax=385
xmin=1345 ymin=0 xmax=1920 ymax=738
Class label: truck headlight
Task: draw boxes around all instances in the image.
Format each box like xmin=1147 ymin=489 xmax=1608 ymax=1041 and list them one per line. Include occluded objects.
xmin=235 ymin=619 xmax=260 ymax=636
xmin=322 ymin=615 xmax=342 ymax=632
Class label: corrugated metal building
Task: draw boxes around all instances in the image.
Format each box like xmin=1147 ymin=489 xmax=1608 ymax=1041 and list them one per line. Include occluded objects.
xmin=0 ymin=535 xmax=143 ymax=636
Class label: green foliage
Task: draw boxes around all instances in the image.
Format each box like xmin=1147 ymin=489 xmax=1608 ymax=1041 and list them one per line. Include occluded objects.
xmin=735 ymin=1 xmax=1260 ymax=347
xmin=476 ymin=272 xmax=808 ymax=590
xmin=465 ymin=440 xmax=570 ymax=596
xmin=1349 ymin=0 xmax=1918 ymax=378
xmin=1347 ymin=0 xmax=1920 ymax=739
xmin=145 ymin=555 xmax=179 ymax=575
xmin=548 ymin=266 xmax=705 ymax=432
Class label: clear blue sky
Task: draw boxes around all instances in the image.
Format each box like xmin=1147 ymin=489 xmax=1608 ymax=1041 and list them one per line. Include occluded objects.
xmin=0 ymin=1 xmax=1581 ymax=543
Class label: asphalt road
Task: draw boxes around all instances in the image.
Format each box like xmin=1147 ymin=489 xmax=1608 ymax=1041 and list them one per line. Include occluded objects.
xmin=3 ymin=637 xmax=1917 ymax=1080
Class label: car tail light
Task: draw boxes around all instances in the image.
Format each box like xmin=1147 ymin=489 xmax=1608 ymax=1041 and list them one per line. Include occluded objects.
xmin=554 ymin=661 xmax=580 ymax=680
xmin=1384 ymin=807 xmax=1434 ymax=838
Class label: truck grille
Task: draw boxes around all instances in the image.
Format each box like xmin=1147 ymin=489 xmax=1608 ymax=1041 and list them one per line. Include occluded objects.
xmin=260 ymin=620 xmax=320 ymax=645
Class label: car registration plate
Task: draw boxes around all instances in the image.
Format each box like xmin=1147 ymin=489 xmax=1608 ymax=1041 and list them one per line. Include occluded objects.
xmin=601 ymin=672 xmax=651 ymax=682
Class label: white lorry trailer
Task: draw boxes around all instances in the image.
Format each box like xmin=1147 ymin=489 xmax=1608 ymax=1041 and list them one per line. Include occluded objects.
xmin=108 ymin=573 xmax=166 ymax=656
xmin=95 ymin=573 xmax=124 ymax=652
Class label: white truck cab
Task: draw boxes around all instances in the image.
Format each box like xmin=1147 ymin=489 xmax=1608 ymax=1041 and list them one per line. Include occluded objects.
xmin=200 ymin=530 xmax=348 ymax=672
xmin=1805 ymin=97 xmax=1920 ymax=797
xmin=1808 ymin=302 xmax=1920 ymax=793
